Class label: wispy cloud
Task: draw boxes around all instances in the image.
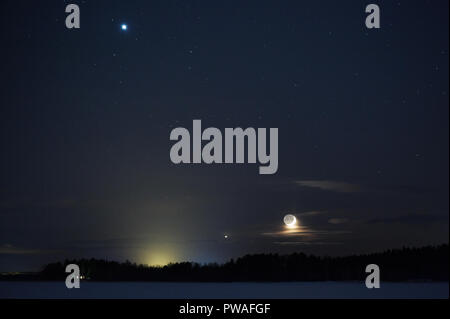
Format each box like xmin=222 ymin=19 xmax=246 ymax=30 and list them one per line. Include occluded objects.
xmin=0 ymin=244 xmax=60 ymax=255
xmin=274 ymin=241 xmax=343 ymax=246
xmin=367 ymin=213 xmax=448 ymax=225
xmin=295 ymin=180 xmax=362 ymax=193
xmin=0 ymin=199 xmax=111 ymax=210
xmin=328 ymin=218 xmax=349 ymax=225
xmin=298 ymin=211 xmax=324 ymax=217
xmin=262 ymin=228 xmax=350 ymax=237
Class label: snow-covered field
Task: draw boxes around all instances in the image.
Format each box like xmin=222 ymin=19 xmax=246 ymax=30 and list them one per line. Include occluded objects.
xmin=0 ymin=281 xmax=448 ymax=299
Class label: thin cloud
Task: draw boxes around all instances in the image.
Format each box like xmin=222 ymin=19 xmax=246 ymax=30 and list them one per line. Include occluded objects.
xmin=274 ymin=241 xmax=343 ymax=246
xmin=367 ymin=213 xmax=448 ymax=225
xmin=295 ymin=180 xmax=362 ymax=193
xmin=298 ymin=211 xmax=324 ymax=217
xmin=262 ymin=228 xmax=351 ymax=237
xmin=0 ymin=199 xmax=112 ymax=210
xmin=0 ymin=244 xmax=60 ymax=255
xmin=328 ymin=218 xmax=349 ymax=225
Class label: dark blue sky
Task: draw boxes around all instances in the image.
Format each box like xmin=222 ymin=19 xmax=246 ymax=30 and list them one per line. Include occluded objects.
xmin=0 ymin=0 xmax=448 ymax=271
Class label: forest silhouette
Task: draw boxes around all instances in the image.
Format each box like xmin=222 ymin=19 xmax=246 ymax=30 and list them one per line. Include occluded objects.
xmin=2 ymin=245 xmax=448 ymax=282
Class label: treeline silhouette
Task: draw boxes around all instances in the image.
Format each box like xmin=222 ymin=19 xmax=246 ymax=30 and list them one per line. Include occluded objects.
xmin=7 ymin=245 xmax=450 ymax=282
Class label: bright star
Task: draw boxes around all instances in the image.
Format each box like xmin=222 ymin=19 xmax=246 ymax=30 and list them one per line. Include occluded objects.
xmin=121 ymin=24 xmax=128 ymax=31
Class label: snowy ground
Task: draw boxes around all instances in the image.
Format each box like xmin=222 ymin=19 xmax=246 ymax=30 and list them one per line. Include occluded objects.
xmin=0 ymin=281 xmax=448 ymax=299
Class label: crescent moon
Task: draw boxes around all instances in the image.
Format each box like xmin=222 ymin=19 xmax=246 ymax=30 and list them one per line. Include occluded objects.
xmin=283 ymin=214 xmax=297 ymax=227
xmin=286 ymin=216 xmax=296 ymax=226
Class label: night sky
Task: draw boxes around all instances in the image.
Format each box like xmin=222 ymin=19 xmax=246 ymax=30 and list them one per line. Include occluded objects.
xmin=0 ymin=0 xmax=448 ymax=271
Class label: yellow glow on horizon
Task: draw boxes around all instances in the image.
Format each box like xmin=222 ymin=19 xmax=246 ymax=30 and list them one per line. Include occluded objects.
xmin=146 ymin=254 xmax=172 ymax=267
xmin=141 ymin=245 xmax=180 ymax=267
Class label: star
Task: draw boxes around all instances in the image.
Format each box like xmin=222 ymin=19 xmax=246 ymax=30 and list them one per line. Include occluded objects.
xmin=121 ymin=24 xmax=128 ymax=31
